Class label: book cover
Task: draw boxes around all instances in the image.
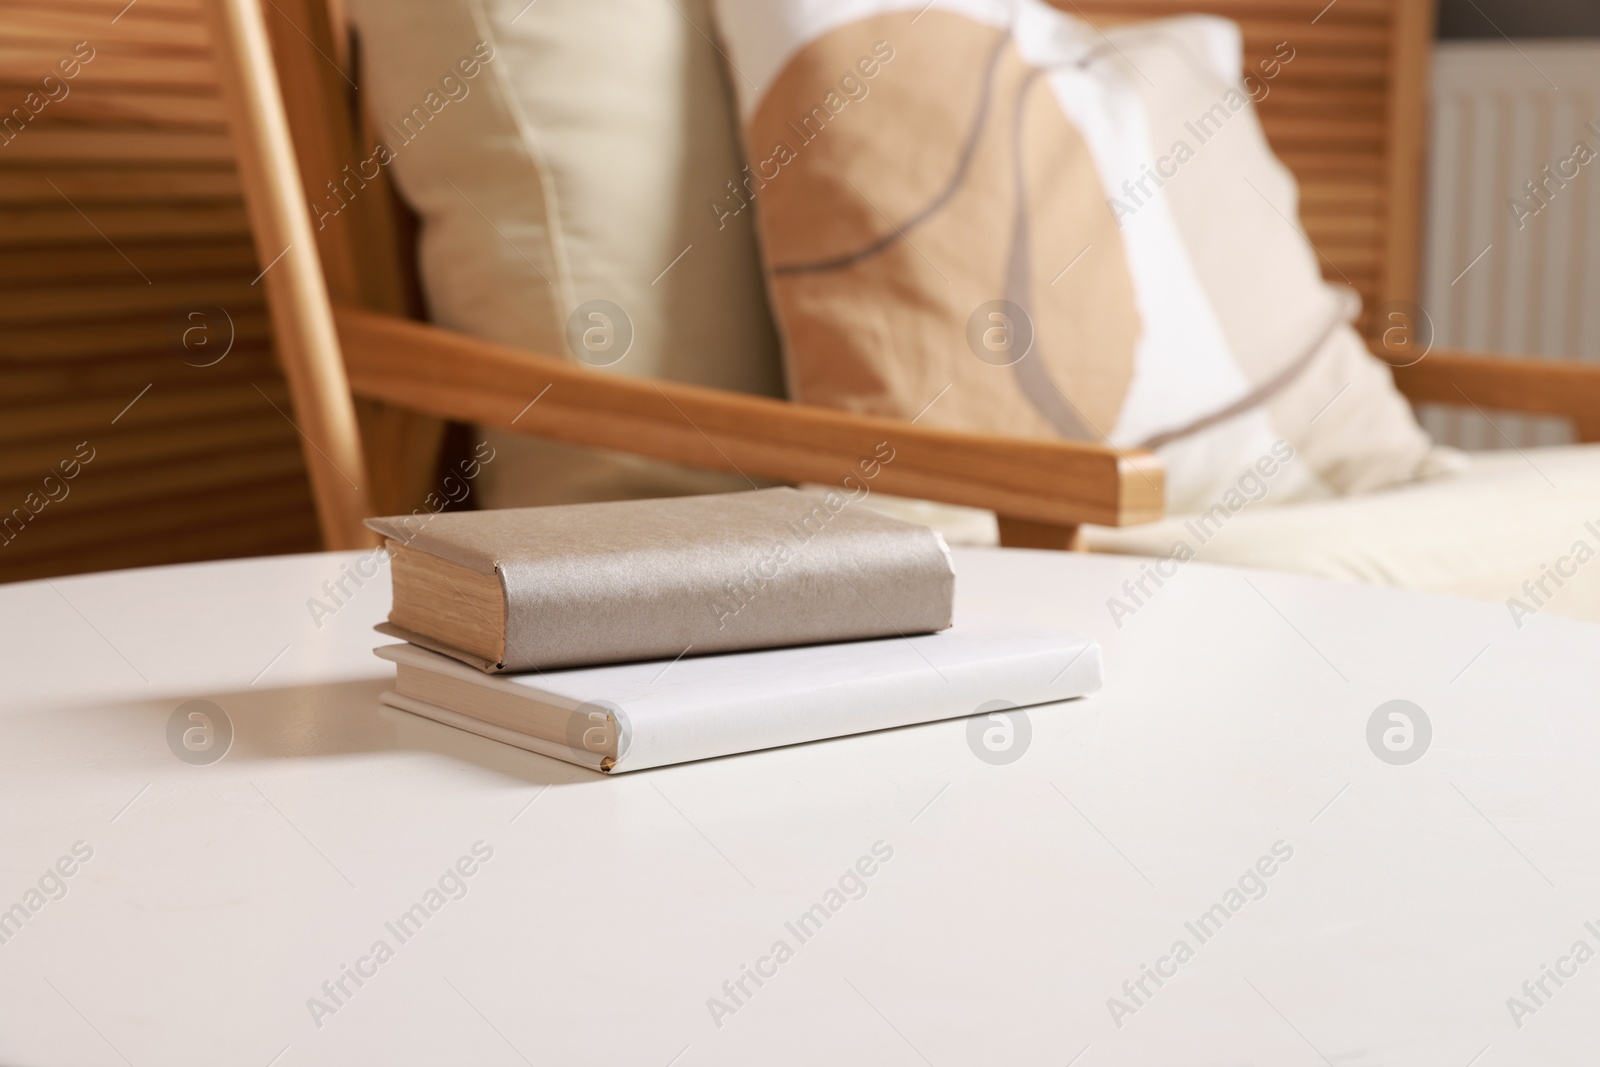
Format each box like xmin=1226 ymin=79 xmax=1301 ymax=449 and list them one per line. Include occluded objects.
xmin=367 ymin=488 xmax=955 ymax=672
xmin=375 ymin=612 xmax=1101 ymax=772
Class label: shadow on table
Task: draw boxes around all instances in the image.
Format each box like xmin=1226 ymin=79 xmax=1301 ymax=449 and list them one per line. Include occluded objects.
xmin=111 ymin=678 xmax=588 ymax=787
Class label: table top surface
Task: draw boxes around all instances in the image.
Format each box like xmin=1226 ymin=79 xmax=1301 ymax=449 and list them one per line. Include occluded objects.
xmin=1 ymin=546 xmax=1596 ymax=1066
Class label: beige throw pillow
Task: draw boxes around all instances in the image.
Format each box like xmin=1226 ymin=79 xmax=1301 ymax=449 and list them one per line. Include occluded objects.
xmin=346 ymin=0 xmax=785 ymax=506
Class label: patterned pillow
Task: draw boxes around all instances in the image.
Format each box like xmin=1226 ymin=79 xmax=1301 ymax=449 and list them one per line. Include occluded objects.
xmin=709 ymin=0 xmax=1452 ymax=512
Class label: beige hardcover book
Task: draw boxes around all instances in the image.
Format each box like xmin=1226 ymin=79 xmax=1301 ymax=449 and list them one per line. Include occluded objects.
xmin=367 ymin=488 xmax=955 ymax=673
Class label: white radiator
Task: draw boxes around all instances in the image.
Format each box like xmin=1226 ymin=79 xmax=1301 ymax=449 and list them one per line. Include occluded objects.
xmin=1418 ymin=40 xmax=1600 ymax=449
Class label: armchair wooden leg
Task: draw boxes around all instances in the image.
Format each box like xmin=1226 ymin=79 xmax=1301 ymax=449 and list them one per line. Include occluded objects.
xmin=997 ymin=516 xmax=1083 ymax=551
xmin=355 ymin=398 xmax=448 ymax=515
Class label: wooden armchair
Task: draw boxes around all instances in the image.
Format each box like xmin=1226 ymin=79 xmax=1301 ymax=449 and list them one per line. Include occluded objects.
xmin=203 ymin=0 xmax=1599 ymax=554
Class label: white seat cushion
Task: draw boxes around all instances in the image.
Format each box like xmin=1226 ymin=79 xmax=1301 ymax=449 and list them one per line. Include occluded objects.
xmin=1082 ymin=445 xmax=1600 ymax=624
xmin=859 ymin=445 xmax=1600 ymax=624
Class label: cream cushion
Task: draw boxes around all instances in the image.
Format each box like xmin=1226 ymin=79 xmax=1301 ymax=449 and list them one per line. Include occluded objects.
xmin=1081 ymin=447 xmax=1600 ymax=624
xmin=860 ymin=448 xmax=1600 ymax=624
xmin=346 ymin=0 xmax=784 ymax=506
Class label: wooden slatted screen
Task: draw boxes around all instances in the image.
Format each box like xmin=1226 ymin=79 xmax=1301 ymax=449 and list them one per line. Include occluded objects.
xmin=0 ymin=0 xmax=318 ymax=582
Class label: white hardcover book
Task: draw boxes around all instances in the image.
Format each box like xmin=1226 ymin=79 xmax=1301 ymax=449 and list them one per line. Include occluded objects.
xmin=375 ymin=613 xmax=1102 ymax=773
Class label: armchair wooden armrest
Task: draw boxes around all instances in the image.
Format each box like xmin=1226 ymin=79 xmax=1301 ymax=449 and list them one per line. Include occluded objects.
xmin=1393 ymin=348 xmax=1600 ymax=439
xmin=334 ymin=306 xmax=1165 ymax=541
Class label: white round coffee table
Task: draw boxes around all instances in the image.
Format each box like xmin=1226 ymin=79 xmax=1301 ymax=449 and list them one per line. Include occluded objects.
xmin=1 ymin=548 xmax=1595 ymax=1065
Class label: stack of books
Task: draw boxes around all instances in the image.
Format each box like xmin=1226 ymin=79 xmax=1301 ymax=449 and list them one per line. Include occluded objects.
xmin=371 ymin=488 xmax=1102 ymax=772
